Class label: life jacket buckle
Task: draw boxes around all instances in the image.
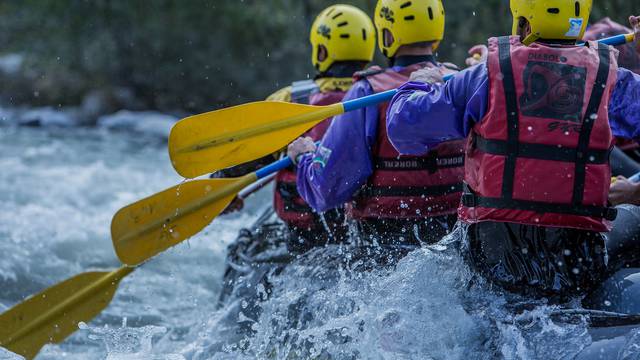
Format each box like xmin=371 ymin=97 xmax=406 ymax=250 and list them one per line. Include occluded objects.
xmin=461 ymin=183 xmax=477 ymax=207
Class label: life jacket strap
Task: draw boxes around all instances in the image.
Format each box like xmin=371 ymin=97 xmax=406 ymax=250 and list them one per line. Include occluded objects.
xmin=473 ymin=134 xmax=611 ymax=164
xmin=461 ymin=183 xmax=617 ymax=221
xmin=360 ymin=183 xmax=463 ymax=198
xmin=572 ymin=42 xmax=612 ymax=205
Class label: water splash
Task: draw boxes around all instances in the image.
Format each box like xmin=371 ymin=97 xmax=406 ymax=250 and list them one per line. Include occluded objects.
xmin=0 ymin=347 xmax=25 ymax=360
xmin=188 ymin=229 xmax=595 ymax=359
xmin=80 ymin=319 xmax=184 ymax=360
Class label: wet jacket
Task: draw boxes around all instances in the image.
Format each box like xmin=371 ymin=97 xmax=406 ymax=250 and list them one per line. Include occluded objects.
xmin=347 ymin=63 xmax=465 ymax=220
xmin=271 ymin=78 xmax=352 ymax=231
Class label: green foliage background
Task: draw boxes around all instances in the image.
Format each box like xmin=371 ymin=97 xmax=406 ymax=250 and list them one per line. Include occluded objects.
xmin=0 ymin=0 xmax=635 ymax=112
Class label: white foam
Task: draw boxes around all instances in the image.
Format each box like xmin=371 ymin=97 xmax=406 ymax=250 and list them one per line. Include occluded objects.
xmin=0 ymin=347 xmax=25 ymax=360
xmin=0 ymin=54 xmax=23 ymax=75
xmin=97 ymin=110 xmax=178 ymax=138
xmin=18 ymin=107 xmax=77 ymax=127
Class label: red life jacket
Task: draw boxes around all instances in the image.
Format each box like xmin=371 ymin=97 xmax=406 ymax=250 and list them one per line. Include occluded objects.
xmin=460 ymin=36 xmax=619 ymax=231
xmin=347 ymin=62 xmax=466 ymax=220
xmin=273 ymin=89 xmax=347 ymax=230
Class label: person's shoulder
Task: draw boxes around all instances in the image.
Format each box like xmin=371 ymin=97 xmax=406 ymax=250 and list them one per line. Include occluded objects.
xmin=266 ymin=86 xmax=292 ymax=102
xmin=617 ymin=67 xmax=640 ymax=82
xmin=347 ymin=77 xmax=375 ymax=96
xmin=353 ymin=65 xmax=386 ymax=81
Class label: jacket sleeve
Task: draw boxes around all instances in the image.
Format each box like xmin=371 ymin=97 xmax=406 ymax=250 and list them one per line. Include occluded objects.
xmin=609 ymin=68 xmax=640 ymax=141
xmin=296 ymin=81 xmax=378 ymax=212
xmin=386 ymin=64 xmax=489 ymax=155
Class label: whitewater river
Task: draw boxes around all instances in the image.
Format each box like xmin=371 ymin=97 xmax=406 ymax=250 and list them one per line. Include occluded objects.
xmin=0 ymin=125 xmax=625 ymax=359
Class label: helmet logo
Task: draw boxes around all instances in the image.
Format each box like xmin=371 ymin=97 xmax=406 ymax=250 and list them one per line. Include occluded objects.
xmin=565 ymin=18 xmax=584 ymax=37
xmin=379 ymin=6 xmax=395 ymax=23
xmin=317 ymin=24 xmax=331 ymax=39
xmin=520 ymin=61 xmax=586 ymax=123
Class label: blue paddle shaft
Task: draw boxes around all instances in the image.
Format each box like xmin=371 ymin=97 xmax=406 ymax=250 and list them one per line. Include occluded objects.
xmin=255 ymin=157 xmax=293 ymax=179
xmin=600 ymin=34 xmax=631 ymax=46
xmin=343 ymin=89 xmax=397 ymax=112
xmin=338 ymin=33 xmax=633 ymax=114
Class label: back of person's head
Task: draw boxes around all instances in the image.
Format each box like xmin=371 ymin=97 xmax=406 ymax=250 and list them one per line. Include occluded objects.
xmin=374 ymin=0 xmax=445 ymax=58
xmin=310 ymin=4 xmax=376 ymax=73
xmin=510 ymin=0 xmax=592 ymax=45
xmin=584 ymin=18 xmax=640 ymax=73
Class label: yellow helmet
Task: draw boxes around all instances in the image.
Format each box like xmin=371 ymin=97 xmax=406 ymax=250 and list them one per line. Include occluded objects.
xmin=310 ymin=4 xmax=376 ymax=73
xmin=510 ymin=0 xmax=593 ymax=46
xmin=374 ymin=0 xmax=445 ymax=58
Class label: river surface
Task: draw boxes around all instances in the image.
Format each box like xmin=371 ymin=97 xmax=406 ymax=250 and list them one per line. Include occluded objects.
xmin=0 ymin=125 xmax=618 ymax=359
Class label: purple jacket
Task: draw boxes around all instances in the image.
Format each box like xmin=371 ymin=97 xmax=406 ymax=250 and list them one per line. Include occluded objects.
xmin=386 ymin=64 xmax=640 ymax=156
xmin=295 ymin=78 xmax=378 ymax=212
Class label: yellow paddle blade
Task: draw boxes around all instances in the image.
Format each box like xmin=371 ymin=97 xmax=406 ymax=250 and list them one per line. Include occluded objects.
xmin=112 ymin=175 xmax=256 ymax=266
xmin=169 ymin=101 xmax=344 ymax=178
xmin=0 ymin=266 xmax=133 ymax=360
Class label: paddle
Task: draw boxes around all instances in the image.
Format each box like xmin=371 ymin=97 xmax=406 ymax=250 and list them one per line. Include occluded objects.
xmin=168 ymin=33 xmax=636 ymax=179
xmin=111 ymin=156 xmax=293 ymax=266
xmin=0 ymin=266 xmax=133 ymax=359
xmin=223 ymin=173 xmax=277 ymax=214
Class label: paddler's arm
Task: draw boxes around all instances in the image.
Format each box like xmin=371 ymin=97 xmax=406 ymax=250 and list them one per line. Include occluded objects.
xmin=293 ymin=80 xmax=377 ymax=212
xmin=609 ymin=68 xmax=640 ymax=141
xmin=611 ymin=15 xmax=640 ymax=140
xmin=386 ymin=63 xmax=489 ymax=155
